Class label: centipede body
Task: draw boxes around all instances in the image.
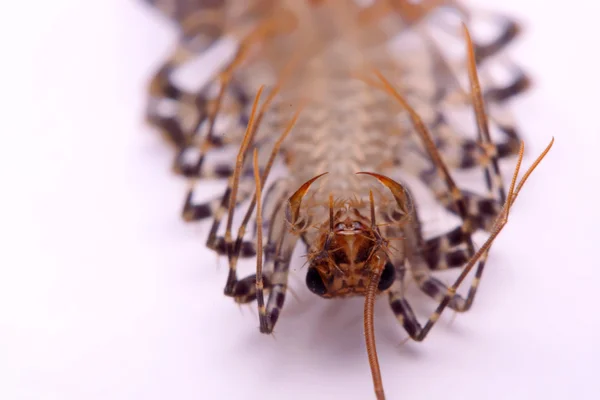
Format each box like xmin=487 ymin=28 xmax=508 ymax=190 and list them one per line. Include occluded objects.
xmin=140 ymin=1 xmax=552 ymax=399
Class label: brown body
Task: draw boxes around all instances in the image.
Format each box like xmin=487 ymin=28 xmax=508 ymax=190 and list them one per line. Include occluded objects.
xmin=141 ymin=1 xmax=552 ymax=399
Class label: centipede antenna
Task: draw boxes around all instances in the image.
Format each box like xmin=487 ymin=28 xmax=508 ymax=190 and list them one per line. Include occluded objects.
xmin=364 ymin=257 xmax=386 ymax=400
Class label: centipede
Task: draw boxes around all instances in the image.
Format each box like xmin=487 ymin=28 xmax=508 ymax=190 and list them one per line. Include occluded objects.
xmin=140 ymin=1 xmax=553 ymax=399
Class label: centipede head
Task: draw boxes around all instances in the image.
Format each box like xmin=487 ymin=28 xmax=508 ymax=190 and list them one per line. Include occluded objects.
xmin=287 ymin=172 xmax=412 ymax=299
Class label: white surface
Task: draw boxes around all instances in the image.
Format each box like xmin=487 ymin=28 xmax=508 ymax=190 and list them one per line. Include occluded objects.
xmin=1 ymin=1 xmax=599 ymax=399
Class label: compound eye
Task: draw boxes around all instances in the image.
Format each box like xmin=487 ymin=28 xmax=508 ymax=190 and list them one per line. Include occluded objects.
xmin=377 ymin=261 xmax=396 ymax=291
xmin=306 ymin=268 xmax=327 ymax=296
xmin=352 ymin=221 xmax=363 ymax=230
xmin=335 ymin=223 xmax=346 ymax=231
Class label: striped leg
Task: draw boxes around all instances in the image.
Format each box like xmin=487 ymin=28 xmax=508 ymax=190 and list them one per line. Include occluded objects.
xmin=403 ymin=53 xmax=528 ymax=171
xmin=419 ymin=165 xmax=503 ymax=232
xmin=181 ymin=86 xmax=267 ymax=265
xmin=240 ymin=183 xmax=297 ymax=333
xmin=146 ymin=66 xmax=200 ymax=150
xmin=225 ymin=141 xmax=299 ymax=335
xmin=148 ymin=70 xmax=251 ymax=177
xmin=384 ymin=250 xmax=471 ymax=343
xmin=401 ymin=6 xmax=529 ymax=173
xmin=182 ymin=169 xmax=255 ymax=223
xmin=426 ymin=111 xmax=522 ymax=172
xmin=229 ymin=178 xmax=289 ymax=304
xmin=261 ymin=229 xmax=299 ymax=333
xmin=408 ymin=24 xmax=519 ymax=231
xmin=373 ymin=25 xmax=553 ymax=343
xmin=389 ymin=136 xmax=553 ymax=340
xmin=388 ymin=289 xmax=457 ymax=341
xmin=470 ymin=12 xmax=522 ymax=65
xmin=372 ymin=25 xmax=506 ymax=318
xmin=217 ymin=90 xmax=300 ymax=304
xmin=422 ymin=226 xmax=471 ymax=271
xmin=230 ymin=207 xmax=297 ymax=333
xmin=141 ymin=0 xmax=227 ymax=51
xmin=410 ymin=227 xmax=476 ymax=313
xmin=432 ymin=63 xmax=529 ymax=173
xmin=430 ymin=4 xmax=523 ymax=65
xmin=145 ymin=8 xmax=258 ymax=177
xmin=484 ymin=71 xmax=530 ymax=103
xmin=388 ymin=204 xmax=476 ymax=314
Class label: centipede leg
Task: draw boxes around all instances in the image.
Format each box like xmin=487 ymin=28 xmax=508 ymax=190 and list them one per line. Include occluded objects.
xmin=226 ymin=181 xmax=296 ymax=335
xmin=423 ymin=111 xmax=522 ymax=172
xmin=224 ymin=108 xmax=301 ymax=300
xmin=419 ymin=167 xmax=503 ymax=232
xmin=373 ymin=25 xmax=513 ymax=318
xmin=182 ymin=169 xmax=256 ymax=224
xmin=260 ymin=211 xmax=298 ymax=333
xmin=470 ymin=14 xmax=522 ymax=65
xmin=228 ymin=184 xmax=292 ymax=315
xmin=424 ymin=26 xmax=523 ymax=232
xmin=388 ymin=286 xmax=468 ymax=340
xmin=397 ymin=137 xmax=552 ymax=335
xmin=229 ymin=179 xmax=289 ymax=304
xmin=230 ymin=215 xmax=297 ymax=335
xmin=385 ymin=207 xmax=474 ymax=314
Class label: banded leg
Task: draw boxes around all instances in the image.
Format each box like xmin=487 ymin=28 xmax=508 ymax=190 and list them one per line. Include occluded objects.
xmin=425 ymin=111 xmax=522 ymax=171
xmin=147 ymin=12 xmax=282 ymax=176
xmin=370 ymin=25 xmax=504 ymax=314
xmin=184 ymin=86 xmax=266 ymax=265
xmin=149 ymin=71 xmax=251 ymax=177
xmin=228 ymin=178 xmax=289 ymax=304
xmin=411 ymin=229 xmax=473 ymax=313
xmin=252 ymin=183 xmax=298 ymax=333
xmin=483 ymin=70 xmax=531 ymax=104
xmin=422 ymin=226 xmax=471 ymax=271
xmin=431 ymin=4 xmax=523 ymax=66
xmin=414 ymin=77 xmax=529 ymax=174
xmin=141 ymin=0 xmax=227 ymax=51
xmin=395 ymin=25 xmax=528 ymax=190
xmin=409 ymin=26 xmax=517 ymax=230
xmin=386 ymin=204 xmax=472 ymax=313
xmin=419 ymin=164 xmax=502 ymax=232
xmin=222 ymin=105 xmax=302 ymax=296
xmin=182 ymin=168 xmax=255 ymax=223
xmin=388 ymin=283 xmax=469 ymax=341
xmin=470 ymin=12 xmax=522 ymax=65
xmin=225 ymin=118 xmax=301 ymax=334
xmin=379 ymin=26 xmax=552 ymax=336
xmin=430 ymin=62 xmax=529 ymax=171
xmin=388 ymin=137 xmax=553 ymax=341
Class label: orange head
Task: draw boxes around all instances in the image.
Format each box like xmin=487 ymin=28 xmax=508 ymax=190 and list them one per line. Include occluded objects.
xmin=287 ymin=172 xmax=412 ymax=299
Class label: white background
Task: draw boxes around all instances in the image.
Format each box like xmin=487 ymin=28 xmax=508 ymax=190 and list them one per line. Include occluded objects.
xmin=1 ymin=1 xmax=599 ymax=399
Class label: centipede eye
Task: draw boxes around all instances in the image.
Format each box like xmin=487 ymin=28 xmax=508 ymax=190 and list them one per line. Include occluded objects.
xmin=377 ymin=261 xmax=395 ymax=291
xmin=306 ymin=268 xmax=328 ymax=296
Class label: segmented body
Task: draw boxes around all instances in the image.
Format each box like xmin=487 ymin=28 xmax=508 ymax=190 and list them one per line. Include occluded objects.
xmin=141 ymin=1 xmax=547 ymax=399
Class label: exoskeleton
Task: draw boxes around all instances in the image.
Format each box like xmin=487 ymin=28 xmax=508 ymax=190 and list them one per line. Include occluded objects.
xmin=141 ymin=1 xmax=553 ymax=398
